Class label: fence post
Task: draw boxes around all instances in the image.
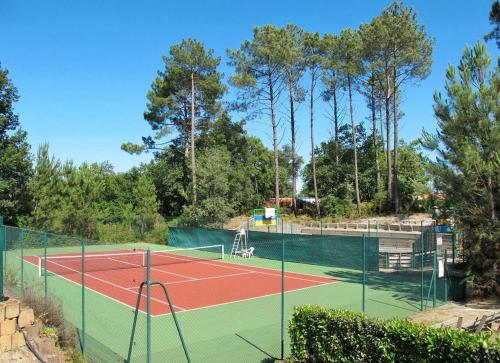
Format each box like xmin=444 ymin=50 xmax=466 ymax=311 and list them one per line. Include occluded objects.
xmin=385 ymin=253 xmax=389 ymax=269
xmin=147 ymin=249 xmax=151 ymax=363
xmin=420 ymin=223 xmax=424 ymax=311
xmin=44 ymin=233 xmax=48 ymax=298
xmin=433 ymin=250 xmax=437 ymax=308
xmin=81 ymin=239 xmax=86 ymax=356
xmin=444 ymin=249 xmax=448 ymax=303
xmin=280 ymin=219 xmax=285 ymax=360
xmin=0 ymin=224 xmax=4 ymax=302
xmin=362 ymin=235 xmax=366 ymax=313
xmin=20 ymin=230 xmax=24 ymax=296
xmin=452 ymin=233 xmax=456 ymax=265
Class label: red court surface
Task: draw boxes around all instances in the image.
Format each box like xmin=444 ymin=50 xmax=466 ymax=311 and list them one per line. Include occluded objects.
xmin=23 ymin=249 xmax=335 ymax=316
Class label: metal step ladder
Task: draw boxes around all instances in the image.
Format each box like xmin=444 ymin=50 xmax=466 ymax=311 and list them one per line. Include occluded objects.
xmin=230 ymin=229 xmax=247 ymax=257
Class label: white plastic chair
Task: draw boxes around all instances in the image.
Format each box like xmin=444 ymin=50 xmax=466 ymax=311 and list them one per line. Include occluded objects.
xmin=242 ymin=247 xmax=255 ymax=258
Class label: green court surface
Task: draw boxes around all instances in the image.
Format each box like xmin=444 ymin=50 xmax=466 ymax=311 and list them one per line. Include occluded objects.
xmin=4 ymin=242 xmax=435 ymax=362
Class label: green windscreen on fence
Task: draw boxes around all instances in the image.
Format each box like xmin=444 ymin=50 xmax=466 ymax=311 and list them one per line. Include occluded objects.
xmin=168 ymin=227 xmax=380 ymax=271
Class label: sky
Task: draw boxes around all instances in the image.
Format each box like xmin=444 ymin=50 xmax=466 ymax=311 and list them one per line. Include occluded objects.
xmin=1 ymin=0 xmax=498 ymax=176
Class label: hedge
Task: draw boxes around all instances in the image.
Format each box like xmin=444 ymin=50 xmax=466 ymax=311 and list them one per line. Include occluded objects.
xmin=289 ymin=306 xmax=500 ymax=362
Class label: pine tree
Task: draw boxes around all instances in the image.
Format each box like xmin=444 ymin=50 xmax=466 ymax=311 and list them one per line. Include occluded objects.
xmin=422 ymin=43 xmax=499 ymax=296
xmin=28 ymin=143 xmax=62 ymax=231
xmin=228 ymin=25 xmax=288 ymax=208
xmin=0 ymin=64 xmax=32 ymax=225
xmin=134 ymin=174 xmax=160 ymax=235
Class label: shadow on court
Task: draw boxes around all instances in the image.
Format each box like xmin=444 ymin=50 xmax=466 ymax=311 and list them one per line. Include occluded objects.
xmin=235 ymin=333 xmax=277 ymax=362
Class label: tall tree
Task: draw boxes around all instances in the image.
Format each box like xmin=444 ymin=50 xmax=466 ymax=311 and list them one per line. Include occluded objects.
xmin=336 ymin=29 xmax=364 ymax=215
xmin=360 ymin=23 xmax=383 ymax=194
xmin=322 ymin=34 xmax=343 ymax=165
xmin=134 ymin=174 xmax=160 ymax=235
xmin=422 ymin=43 xmax=499 ymax=296
xmin=123 ymin=39 xmax=225 ymax=206
xmin=28 ymin=143 xmax=62 ymax=231
xmin=485 ymin=0 xmax=500 ymax=48
xmin=0 ymin=64 xmax=32 ymax=225
xmin=282 ymin=24 xmax=305 ymax=213
xmin=303 ymin=32 xmax=322 ymax=216
xmin=228 ymin=25 xmax=287 ymax=208
xmin=377 ymin=1 xmax=434 ymax=212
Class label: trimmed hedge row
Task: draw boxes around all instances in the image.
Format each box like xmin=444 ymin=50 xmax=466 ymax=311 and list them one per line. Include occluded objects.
xmin=289 ymin=306 xmax=500 ymax=362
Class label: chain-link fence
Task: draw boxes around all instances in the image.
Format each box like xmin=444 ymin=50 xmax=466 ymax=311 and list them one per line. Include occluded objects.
xmin=0 ymin=219 xmax=452 ymax=363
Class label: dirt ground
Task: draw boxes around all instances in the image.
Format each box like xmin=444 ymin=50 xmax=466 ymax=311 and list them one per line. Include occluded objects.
xmin=0 ymin=347 xmax=38 ymax=363
xmin=409 ymin=299 xmax=500 ymax=327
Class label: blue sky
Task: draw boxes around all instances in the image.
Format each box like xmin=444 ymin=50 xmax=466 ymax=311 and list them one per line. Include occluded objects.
xmin=1 ymin=0 xmax=498 ymax=175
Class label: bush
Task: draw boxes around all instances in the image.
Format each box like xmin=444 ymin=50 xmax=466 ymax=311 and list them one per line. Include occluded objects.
xmin=289 ymin=306 xmax=500 ymax=362
xmin=21 ymin=288 xmax=76 ymax=349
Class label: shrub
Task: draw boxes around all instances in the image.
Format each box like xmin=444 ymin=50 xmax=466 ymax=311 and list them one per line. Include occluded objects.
xmin=21 ymin=288 xmax=76 ymax=349
xmin=289 ymin=306 xmax=500 ymax=362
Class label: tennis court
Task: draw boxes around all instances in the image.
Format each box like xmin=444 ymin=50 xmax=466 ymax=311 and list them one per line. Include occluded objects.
xmin=22 ymin=247 xmax=335 ymax=316
xmin=1 ymin=224 xmax=450 ymax=362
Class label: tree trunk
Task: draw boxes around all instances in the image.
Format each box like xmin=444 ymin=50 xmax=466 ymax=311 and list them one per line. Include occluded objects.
xmin=488 ymin=175 xmax=496 ymax=220
xmin=371 ymin=76 xmax=380 ymax=193
xmin=379 ymin=105 xmax=384 ymax=153
xmin=190 ymin=72 xmax=197 ymax=206
xmin=269 ymin=71 xmax=280 ymax=209
xmin=385 ymin=72 xmax=392 ymax=202
xmin=393 ymin=68 xmax=399 ymax=213
xmin=348 ymin=75 xmax=361 ymax=215
xmin=333 ymin=82 xmax=340 ymax=164
xmin=310 ymin=69 xmax=320 ymax=217
xmin=289 ymin=80 xmax=297 ymax=214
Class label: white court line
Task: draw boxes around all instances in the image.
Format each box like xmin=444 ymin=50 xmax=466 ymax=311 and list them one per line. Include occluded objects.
xmin=21 ymin=253 xmax=337 ymax=318
xmin=154 ymin=280 xmax=339 ymax=317
xmin=152 ymin=252 xmax=332 ymax=284
xmin=39 ymin=258 xmax=187 ymax=311
xmin=21 ymin=257 xmax=149 ymax=316
xmin=107 ymin=257 xmax=196 ymax=280
xmin=124 ymin=271 xmax=256 ymax=290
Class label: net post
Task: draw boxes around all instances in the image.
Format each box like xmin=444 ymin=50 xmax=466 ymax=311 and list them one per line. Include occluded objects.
xmin=385 ymin=252 xmax=389 ymax=269
xmin=20 ymin=229 xmax=24 ymax=297
xmin=146 ymin=249 xmax=151 ymax=363
xmin=43 ymin=232 xmax=48 ymax=298
xmin=81 ymin=239 xmax=86 ymax=357
xmin=280 ymin=219 xmax=284 ymax=360
xmin=420 ymin=222 xmax=424 ymax=311
xmin=0 ymin=224 xmax=5 ymax=302
xmin=221 ymin=245 xmax=224 ymax=259
xmin=362 ymin=234 xmax=366 ymax=313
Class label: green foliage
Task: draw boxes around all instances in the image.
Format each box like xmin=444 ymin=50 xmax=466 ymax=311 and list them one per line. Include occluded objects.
xmin=133 ymin=38 xmax=225 ymax=153
xmin=134 ymin=174 xmax=161 ymax=235
xmin=289 ymin=306 xmax=500 ymax=363
xmin=0 ymin=64 xmax=32 ymax=225
xmin=179 ymin=147 xmax=235 ymax=227
xmin=484 ymin=1 xmax=500 ymax=48
xmin=25 ymin=144 xmax=166 ymax=242
xmin=422 ymin=43 xmax=499 ymax=296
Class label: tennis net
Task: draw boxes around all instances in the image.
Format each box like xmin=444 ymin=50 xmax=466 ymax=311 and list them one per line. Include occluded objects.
xmin=37 ymin=244 xmax=224 ymax=276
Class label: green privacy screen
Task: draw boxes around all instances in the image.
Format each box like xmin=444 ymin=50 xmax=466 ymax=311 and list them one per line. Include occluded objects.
xmin=168 ymin=227 xmax=380 ymax=272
